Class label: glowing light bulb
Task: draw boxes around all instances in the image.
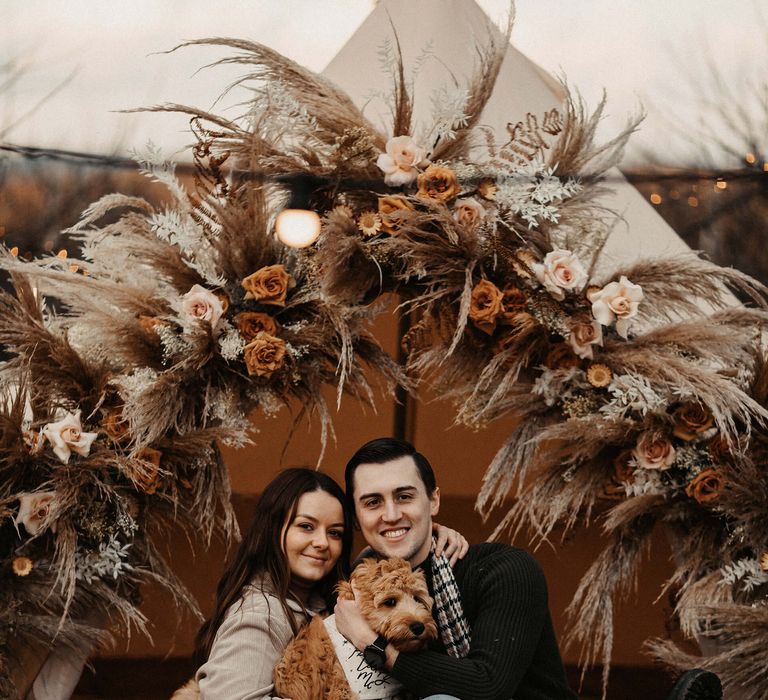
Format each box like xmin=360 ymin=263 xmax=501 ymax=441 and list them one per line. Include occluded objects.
xmin=275 ymin=209 xmax=321 ymax=248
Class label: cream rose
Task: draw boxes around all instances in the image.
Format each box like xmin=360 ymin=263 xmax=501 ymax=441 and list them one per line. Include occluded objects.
xmin=588 ymin=275 xmax=644 ymax=338
xmin=376 ymin=135 xmax=430 ymax=186
xmin=15 ymin=491 xmax=57 ymax=535
xmin=181 ymin=284 xmax=225 ymax=332
xmin=42 ymin=410 xmax=98 ymax=463
xmin=533 ymin=249 xmax=588 ymax=300
xmin=568 ymin=318 xmax=603 ymax=360
xmin=453 ymin=198 xmax=485 ymax=229
xmin=632 ymin=432 xmax=676 ymax=471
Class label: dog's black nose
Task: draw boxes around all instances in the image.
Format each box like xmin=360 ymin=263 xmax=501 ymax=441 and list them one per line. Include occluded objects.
xmin=410 ymin=622 xmax=425 ymax=636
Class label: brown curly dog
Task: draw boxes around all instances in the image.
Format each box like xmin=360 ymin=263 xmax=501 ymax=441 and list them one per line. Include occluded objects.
xmin=273 ymin=557 xmax=437 ymax=700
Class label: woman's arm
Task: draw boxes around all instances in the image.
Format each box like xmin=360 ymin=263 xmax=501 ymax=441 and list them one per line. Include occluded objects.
xmin=432 ymin=522 xmax=469 ymax=565
xmin=196 ymin=594 xmax=294 ymax=700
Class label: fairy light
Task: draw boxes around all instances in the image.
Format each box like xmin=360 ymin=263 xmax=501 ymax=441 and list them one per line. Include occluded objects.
xmin=687 ymin=196 xmax=699 ymax=207
xmin=746 ymin=153 xmax=756 ymax=164
xmin=650 ymin=193 xmax=662 ymax=205
xmin=715 ymin=180 xmax=727 ymax=190
xmin=275 ymin=209 xmax=321 ymax=248
xmin=763 ymin=163 xmax=768 ymax=172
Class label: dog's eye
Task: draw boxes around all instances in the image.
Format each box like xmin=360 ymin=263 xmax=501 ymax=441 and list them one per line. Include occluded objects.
xmin=382 ymin=598 xmax=397 ymax=607
xmin=415 ymin=597 xmax=429 ymax=607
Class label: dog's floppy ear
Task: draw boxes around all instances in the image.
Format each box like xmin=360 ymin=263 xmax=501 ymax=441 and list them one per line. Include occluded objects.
xmin=335 ymin=579 xmax=355 ymax=601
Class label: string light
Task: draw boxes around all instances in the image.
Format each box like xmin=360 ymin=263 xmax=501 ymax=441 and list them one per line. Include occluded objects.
xmin=687 ymin=196 xmax=699 ymax=207
xmin=650 ymin=193 xmax=662 ymax=205
xmin=715 ymin=180 xmax=727 ymax=190
xmin=275 ymin=209 xmax=321 ymax=248
xmin=746 ymin=153 xmax=756 ymax=164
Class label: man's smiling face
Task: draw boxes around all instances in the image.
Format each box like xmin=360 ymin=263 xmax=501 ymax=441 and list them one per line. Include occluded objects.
xmin=352 ymin=454 xmax=440 ymax=566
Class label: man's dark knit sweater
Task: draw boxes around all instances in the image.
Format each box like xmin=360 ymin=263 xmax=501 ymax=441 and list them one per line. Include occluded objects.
xmin=390 ymin=542 xmax=576 ymax=700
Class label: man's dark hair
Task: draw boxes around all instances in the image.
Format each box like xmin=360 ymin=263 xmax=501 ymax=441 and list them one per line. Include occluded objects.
xmin=345 ymin=437 xmax=437 ymax=503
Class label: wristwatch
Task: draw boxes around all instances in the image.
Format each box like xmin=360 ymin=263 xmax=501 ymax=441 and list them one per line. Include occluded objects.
xmin=363 ymin=634 xmax=389 ymax=671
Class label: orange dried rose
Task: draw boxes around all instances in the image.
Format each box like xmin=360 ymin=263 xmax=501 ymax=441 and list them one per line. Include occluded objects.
xmin=103 ymin=408 xmax=130 ymax=444
xmin=378 ymin=195 xmax=414 ymax=235
xmin=707 ymin=434 xmax=732 ymax=464
xmin=601 ymin=451 xmax=635 ymax=500
xmin=241 ymin=264 xmax=294 ymax=306
xmin=672 ymin=403 xmax=714 ymax=441
xmin=243 ymin=332 xmax=287 ymax=378
xmin=416 ymin=165 xmax=460 ymax=203
xmin=685 ymin=468 xmax=726 ymax=504
xmin=500 ymin=286 xmax=527 ymax=325
xmin=131 ymin=447 xmax=162 ymax=495
xmin=468 ymin=279 xmax=504 ymax=334
xmin=234 ymin=312 xmax=278 ymax=342
xmin=544 ymin=344 xmax=580 ymax=370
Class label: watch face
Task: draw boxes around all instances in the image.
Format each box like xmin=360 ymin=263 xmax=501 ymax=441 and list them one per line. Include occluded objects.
xmin=364 ymin=645 xmax=385 ymax=670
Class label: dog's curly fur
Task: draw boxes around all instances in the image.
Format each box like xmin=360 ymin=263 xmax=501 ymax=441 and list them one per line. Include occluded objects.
xmin=273 ymin=558 xmax=437 ymax=700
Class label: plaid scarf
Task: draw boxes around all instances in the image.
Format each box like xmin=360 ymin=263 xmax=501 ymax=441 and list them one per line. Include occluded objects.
xmin=430 ymin=537 xmax=471 ymax=658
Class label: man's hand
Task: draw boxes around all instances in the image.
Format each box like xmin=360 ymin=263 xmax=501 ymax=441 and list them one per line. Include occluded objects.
xmin=334 ymin=590 xmax=399 ymax=669
xmin=432 ymin=522 xmax=469 ymax=566
xmin=334 ymin=595 xmax=377 ymax=651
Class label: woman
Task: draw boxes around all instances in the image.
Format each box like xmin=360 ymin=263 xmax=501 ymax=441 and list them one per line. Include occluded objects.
xmin=179 ymin=468 xmax=466 ymax=700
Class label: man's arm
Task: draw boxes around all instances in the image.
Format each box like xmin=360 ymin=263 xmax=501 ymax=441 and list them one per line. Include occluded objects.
xmin=390 ymin=549 xmax=550 ymax=700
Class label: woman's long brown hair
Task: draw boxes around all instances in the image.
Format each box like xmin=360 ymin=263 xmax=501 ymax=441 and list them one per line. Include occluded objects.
xmin=193 ymin=468 xmax=353 ymax=666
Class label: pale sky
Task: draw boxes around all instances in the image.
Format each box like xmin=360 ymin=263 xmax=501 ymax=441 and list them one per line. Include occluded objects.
xmin=1 ymin=0 xmax=765 ymax=166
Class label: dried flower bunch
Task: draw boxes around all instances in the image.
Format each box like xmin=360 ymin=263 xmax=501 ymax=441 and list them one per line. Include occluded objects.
xmin=0 ymin=276 xmax=207 ymax=692
xmin=1 ymin=15 xmax=768 ymax=699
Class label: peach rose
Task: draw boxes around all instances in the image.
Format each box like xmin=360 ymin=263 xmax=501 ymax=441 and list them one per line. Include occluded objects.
xmin=243 ymin=332 xmax=287 ymax=377
xmin=468 ymin=279 xmax=504 ymax=334
xmin=241 ymin=265 xmax=295 ymax=306
xmin=42 ymin=410 xmax=98 ymax=463
xmin=15 ymin=491 xmax=57 ymax=536
xmin=416 ymin=165 xmax=460 ymax=203
xmin=378 ymin=195 xmax=414 ymax=235
xmin=632 ymin=432 xmax=676 ymax=471
xmin=234 ymin=312 xmax=278 ymax=343
xmin=533 ymin=249 xmax=588 ymax=301
xmin=588 ymin=275 xmax=644 ymax=339
xmin=376 ymin=135 xmax=430 ymax=186
xmin=672 ymin=403 xmax=715 ymax=441
xmin=181 ymin=284 xmax=225 ymax=331
xmin=685 ymin=468 xmax=726 ymax=504
xmin=453 ymin=198 xmax=485 ymax=229
xmin=568 ymin=318 xmax=603 ymax=360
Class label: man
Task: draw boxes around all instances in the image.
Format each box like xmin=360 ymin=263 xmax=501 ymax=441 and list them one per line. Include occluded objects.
xmin=334 ymin=437 xmax=577 ymax=700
